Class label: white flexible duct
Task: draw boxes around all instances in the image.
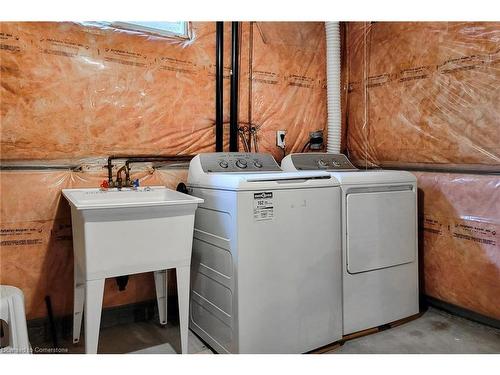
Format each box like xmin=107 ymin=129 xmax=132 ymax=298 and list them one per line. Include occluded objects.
xmin=325 ymin=22 xmax=341 ymax=153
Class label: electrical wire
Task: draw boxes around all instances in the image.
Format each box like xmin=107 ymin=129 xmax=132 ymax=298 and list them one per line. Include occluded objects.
xmin=239 ymin=127 xmax=250 ymax=152
xmin=301 ymin=141 xmax=311 ymax=153
xmin=252 ymin=127 xmax=259 ymax=152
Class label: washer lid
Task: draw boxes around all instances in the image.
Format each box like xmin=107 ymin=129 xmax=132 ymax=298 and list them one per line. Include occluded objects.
xmin=188 ymin=154 xmax=339 ymax=190
xmin=188 ymin=170 xmax=338 ymax=190
xmin=330 ymin=170 xmax=416 ymax=185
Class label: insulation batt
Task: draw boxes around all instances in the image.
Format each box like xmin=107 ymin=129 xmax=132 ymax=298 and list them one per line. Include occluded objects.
xmin=0 ymin=22 xmax=328 ymax=162
xmin=414 ymin=172 xmax=500 ymax=319
xmin=244 ymin=22 xmax=328 ymax=159
xmin=0 ymin=22 xmax=217 ymax=160
xmin=345 ymin=22 xmax=500 ymax=169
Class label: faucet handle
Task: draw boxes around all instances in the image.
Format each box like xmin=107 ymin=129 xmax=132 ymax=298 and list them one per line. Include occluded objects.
xmin=100 ymin=180 xmax=109 ymax=190
xmin=133 ymin=179 xmax=140 ymax=189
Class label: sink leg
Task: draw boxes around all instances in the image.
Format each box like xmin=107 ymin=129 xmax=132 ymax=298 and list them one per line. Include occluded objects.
xmin=176 ymin=266 xmax=190 ymax=354
xmin=84 ymin=278 xmax=105 ymax=354
xmin=73 ymin=263 xmax=85 ymax=344
xmin=154 ymin=270 xmax=168 ymax=325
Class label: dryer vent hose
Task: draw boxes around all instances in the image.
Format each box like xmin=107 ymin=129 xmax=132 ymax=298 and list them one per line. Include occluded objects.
xmin=325 ymin=22 xmax=341 ymax=153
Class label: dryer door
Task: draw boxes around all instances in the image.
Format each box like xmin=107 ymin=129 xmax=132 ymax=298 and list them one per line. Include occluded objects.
xmin=346 ymin=189 xmax=416 ymax=274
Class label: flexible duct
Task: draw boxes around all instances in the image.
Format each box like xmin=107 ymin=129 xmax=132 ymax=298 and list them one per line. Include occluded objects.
xmin=325 ymin=22 xmax=341 ymax=153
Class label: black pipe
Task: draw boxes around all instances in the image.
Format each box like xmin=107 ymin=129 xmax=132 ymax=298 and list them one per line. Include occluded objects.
xmin=116 ymin=276 xmax=129 ymax=292
xmin=229 ymin=22 xmax=240 ymax=152
xmin=125 ymin=156 xmax=192 ymax=172
xmin=119 ymin=155 xmax=194 ymax=163
xmin=215 ymin=22 xmax=224 ymax=152
xmin=44 ymin=296 xmax=59 ymax=348
xmin=176 ymin=182 xmax=188 ymax=194
xmin=247 ymin=22 xmax=254 ymax=151
xmin=107 ymin=158 xmax=113 ymax=184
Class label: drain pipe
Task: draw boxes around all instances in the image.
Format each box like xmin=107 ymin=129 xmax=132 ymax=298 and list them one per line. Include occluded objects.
xmin=215 ymin=22 xmax=224 ymax=152
xmin=325 ymin=22 xmax=341 ymax=153
xmin=229 ymin=22 xmax=240 ymax=152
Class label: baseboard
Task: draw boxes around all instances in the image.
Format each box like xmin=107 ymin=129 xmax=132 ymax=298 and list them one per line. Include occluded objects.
xmin=27 ymin=296 xmax=180 ymax=347
xmin=424 ymin=295 xmax=500 ymax=329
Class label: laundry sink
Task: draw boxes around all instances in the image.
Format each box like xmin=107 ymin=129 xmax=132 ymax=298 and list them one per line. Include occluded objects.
xmin=62 ymin=185 xmax=203 ymax=353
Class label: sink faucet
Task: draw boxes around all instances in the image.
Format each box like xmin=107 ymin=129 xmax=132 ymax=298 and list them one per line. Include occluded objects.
xmin=106 ymin=155 xmax=193 ymax=188
xmin=116 ymin=164 xmax=131 ymax=189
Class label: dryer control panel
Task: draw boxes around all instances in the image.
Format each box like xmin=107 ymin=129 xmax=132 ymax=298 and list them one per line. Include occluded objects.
xmin=200 ymin=153 xmax=282 ymax=173
xmin=289 ymin=153 xmax=357 ymax=171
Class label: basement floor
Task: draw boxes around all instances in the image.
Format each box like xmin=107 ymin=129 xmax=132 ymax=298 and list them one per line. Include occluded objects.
xmin=36 ymin=307 xmax=500 ymax=354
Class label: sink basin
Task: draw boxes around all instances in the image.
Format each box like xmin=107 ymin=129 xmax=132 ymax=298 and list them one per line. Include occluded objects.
xmin=62 ymin=186 xmax=201 ymax=210
xmin=62 ymin=186 xmax=203 ymax=279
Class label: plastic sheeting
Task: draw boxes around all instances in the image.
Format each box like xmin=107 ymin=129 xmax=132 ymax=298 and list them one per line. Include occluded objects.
xmin=0 ymin=22 xmax=217 ymax=161
xmin=0 ymin=168 xmax=187 ymax=319
xmin=238 ymin=22 xmax=328 ymax=158
xmin=345 ymin=22 xmax=500 ymax=170
xmin=414 ymin=172 xmax=500 ymax=319
xmin=1 ymin=21 xmax=329 ymax=162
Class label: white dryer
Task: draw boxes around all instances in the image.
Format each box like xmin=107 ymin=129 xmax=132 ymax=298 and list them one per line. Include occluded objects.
xmin=282 ymin=153 xmax=419 ymax=335
xmin=187 ymin=153 xmax=343 ymax=353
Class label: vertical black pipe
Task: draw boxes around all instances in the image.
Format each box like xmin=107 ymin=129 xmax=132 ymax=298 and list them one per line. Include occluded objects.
xmin=45 ymin=296 xmax=59 ymax=348
xmin=215 ymin=22 xmax=224 ymax=152
xmin=247 ymin=22 xmax=254 ymax=151
xmin=229 ymin=22 xmax=240 ymax=152
xmin=107 ymin=157 xmax=113 ymax=185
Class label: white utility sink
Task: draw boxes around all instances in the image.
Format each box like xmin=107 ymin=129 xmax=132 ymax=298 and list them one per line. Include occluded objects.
xmin=62 ymin=186 xmax=203 ymax=354
xmin=63 ymin=186 xmax=199 ymax=209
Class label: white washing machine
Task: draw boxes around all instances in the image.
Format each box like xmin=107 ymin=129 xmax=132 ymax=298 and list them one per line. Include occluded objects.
xmin=187 ymin=152 xmax=343 ymax=353
xmin=282 ymin=153 xmax=419 ymax=335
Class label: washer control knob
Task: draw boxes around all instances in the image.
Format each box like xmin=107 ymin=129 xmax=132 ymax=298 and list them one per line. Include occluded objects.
xmin=236 ymin=159 xmax=248 ymax=169
xmin=219 ymin=160 xmax=229 ymax=169
xmin=253 ymin=161 xmax=263 ymax=168
xmin=318 ymin=159 xmax=328 ymax=168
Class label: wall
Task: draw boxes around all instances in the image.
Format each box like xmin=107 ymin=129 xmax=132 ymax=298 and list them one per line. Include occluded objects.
xmin=344 ymin=22 xmax=500 ymax=319
xmin=240 ymin=22 xmax=328 ymax=158
xmin=415 ymin=172 xmax=499 ymax=319
xmin=0 ymin=22 xmax=327 ymax=319
xmin=345 ymin=22 xmax=499 ymax=170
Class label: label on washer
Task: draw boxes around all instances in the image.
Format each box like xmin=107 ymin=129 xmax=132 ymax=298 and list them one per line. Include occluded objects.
xmin=253 ymin=192 xmax=274 ymax=221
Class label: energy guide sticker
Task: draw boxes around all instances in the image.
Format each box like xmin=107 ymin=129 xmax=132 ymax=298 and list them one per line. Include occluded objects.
xmin=253 ymin=192 xmax=274 ymax=221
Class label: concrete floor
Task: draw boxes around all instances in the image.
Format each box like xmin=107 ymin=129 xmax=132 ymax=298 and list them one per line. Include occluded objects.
xmin=36 ymin=307 xmax=499 ymax=354
xmin=330 ymin=308 xmax=500 ymax=354
xmin=38 ymin=322 xmax=213 ymax=354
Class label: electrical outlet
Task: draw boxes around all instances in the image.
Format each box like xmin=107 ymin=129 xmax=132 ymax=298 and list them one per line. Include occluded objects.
xmin=276 ymin=130 xmax=286 ymax=148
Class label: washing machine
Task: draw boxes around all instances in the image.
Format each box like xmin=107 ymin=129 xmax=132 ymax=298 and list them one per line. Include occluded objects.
xmin=186 ymin=152 xmax=342 ymax=353
xmin=282 ymin=153 xmax=419 ymax=335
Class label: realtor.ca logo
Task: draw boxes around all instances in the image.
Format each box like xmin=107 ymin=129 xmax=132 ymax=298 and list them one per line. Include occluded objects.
xmin=254 ymin=192 xmax=273 ymax=199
